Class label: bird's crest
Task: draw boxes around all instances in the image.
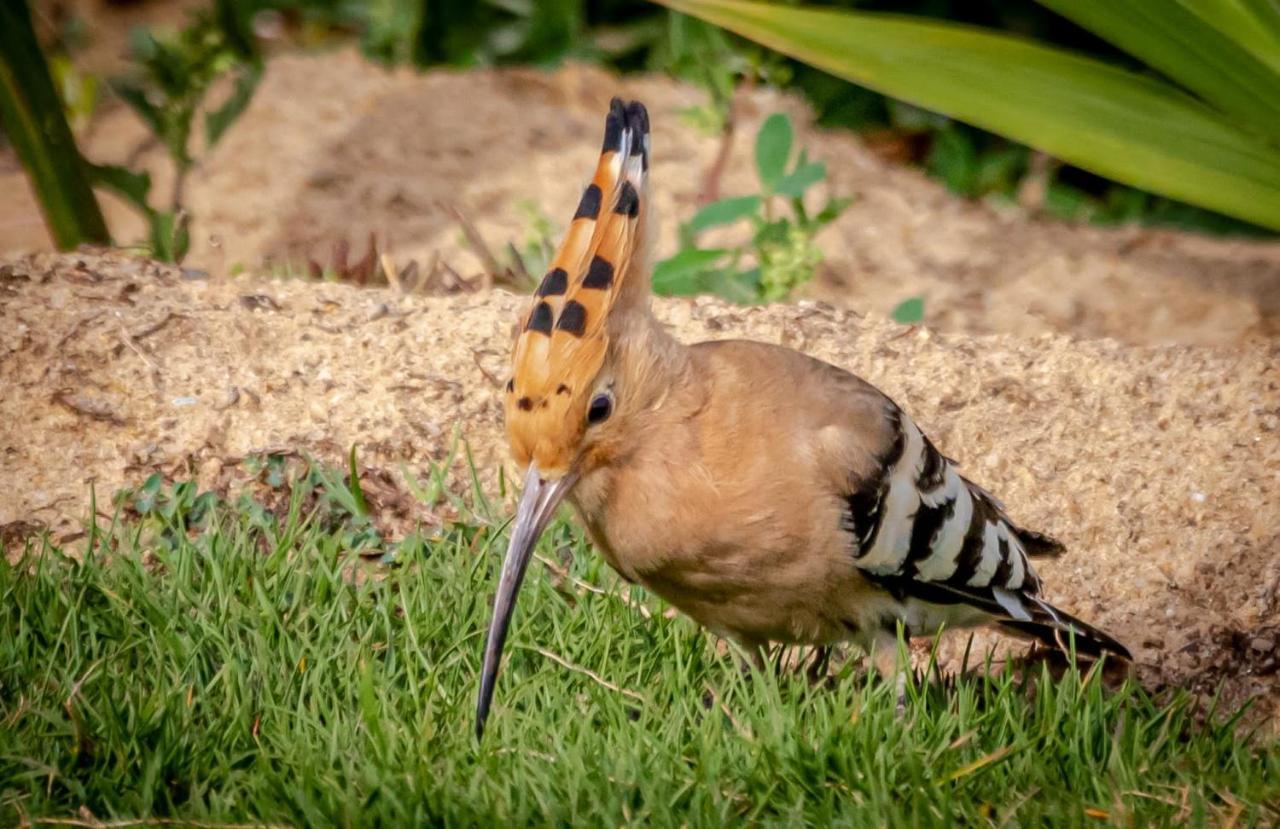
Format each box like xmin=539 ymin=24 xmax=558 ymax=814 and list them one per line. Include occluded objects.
xmin=505 ymin=98 xmax=651 ymax=474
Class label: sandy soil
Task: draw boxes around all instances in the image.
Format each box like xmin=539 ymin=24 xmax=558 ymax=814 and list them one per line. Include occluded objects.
xmin=3 ymin=53 xmax=1279 ymax=346
xmin=2 ymin=250 xmax=1277 ymax=729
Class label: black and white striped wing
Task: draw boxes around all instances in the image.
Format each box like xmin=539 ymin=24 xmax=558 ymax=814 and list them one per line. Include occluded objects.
xmin=843 ymin=406 xmax=1129 ymax=659
xmin=846 ymin=409 xmax=1043 ymax=590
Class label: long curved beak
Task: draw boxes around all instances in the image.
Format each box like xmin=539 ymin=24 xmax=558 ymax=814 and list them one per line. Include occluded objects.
xmin=475 ymin=464 xmax=577 ymax=739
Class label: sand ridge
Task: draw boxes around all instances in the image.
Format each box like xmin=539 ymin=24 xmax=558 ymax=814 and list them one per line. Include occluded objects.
xmin=2 ymin=250 xmax=1276 ymax=727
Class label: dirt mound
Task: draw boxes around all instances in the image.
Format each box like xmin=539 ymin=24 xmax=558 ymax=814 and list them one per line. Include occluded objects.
xmin=3 ymin=53 xmax=1279 ymax=345
xmin=2 ymin=250 xmax=1277 ymax=728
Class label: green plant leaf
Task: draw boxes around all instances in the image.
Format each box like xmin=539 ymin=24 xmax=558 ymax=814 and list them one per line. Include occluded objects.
xmin=814 ymin=196 xmax=853 ymax=226
xmin=774 ymin=160 xmax=826 ymax=198
xmin=689 ymin=195 xmax=762 ymax=233
xmin=891 ymin=296 xmax=925 ymax=324
xmin=654 ymin=0 xmax=1280 ymax=231
xmin=1033 ymin=0 xmax=1280 ymax=140
xmin=111 ymin=80 xmax=165 ymax=137
xmin=1155 ymin=0 xmax=1280 ymax=77
xmin=204 ymin=62 xmax=261 ymax=148
xmin=706 ymin=267 xmax=761 ymax=303
xmin=754 ymin=112 xmax=793 ymax=190
xmin=652 ymin=247 xmax=730 ymax=295
xmin=754 ymin=218 xmax=790 ymax=247
xmin=927 ymin=127 xmax=979 ymax=196
xmin=88 ymin=162 xmax=152 ymax=209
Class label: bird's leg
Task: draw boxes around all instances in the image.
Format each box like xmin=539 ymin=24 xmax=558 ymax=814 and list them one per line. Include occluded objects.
xmin=806 ymin=645 xmax=832 ymax=686
xmin=730 ymin=635 xmax=769 ymax=679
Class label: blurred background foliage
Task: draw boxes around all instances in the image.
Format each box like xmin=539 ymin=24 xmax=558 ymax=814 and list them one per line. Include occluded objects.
xmin=3 ymin=0 xmax=1275 ymax=263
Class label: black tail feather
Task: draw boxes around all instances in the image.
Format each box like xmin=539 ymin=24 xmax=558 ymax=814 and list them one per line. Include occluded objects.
xmin=1014 ymin=527 xmax=1067 ymax=557
xmin=873 ymin=574 xmax=1131 ymax=663
xmin=999 ymin=601 xmax=1131 ymax=662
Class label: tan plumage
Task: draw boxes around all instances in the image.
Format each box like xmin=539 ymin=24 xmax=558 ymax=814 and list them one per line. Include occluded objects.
xmin=477 ymin=98 xmax=1130 ymax=737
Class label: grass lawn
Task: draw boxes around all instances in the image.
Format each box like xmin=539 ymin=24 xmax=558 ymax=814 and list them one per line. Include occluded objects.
xmin=1 ymin=459 xmax=1277 ymax=827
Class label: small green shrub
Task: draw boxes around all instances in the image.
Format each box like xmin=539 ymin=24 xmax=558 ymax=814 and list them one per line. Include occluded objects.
xmin=90 ymin=4 xmax=263 ymax=263
xmin=652 ymin=112 xmax=849 ymax=303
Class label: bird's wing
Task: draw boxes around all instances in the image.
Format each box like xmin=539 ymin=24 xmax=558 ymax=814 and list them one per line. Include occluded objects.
xmin=842 ymin=400 xmax=1129 ymax=659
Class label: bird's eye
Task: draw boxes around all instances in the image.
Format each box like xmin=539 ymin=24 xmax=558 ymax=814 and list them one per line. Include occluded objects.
xmin=587 ymin=393 xmax=613 ymax=425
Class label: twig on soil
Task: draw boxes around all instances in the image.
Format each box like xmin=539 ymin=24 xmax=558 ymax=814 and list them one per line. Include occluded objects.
xmin=534 ymin=552 xmax=653 ymax=619
xmin=117 ymin=324 xmax=162 ymax=388
xmin=447 ymin=204 xmax=503 ymax=286
xmin=528 ymin=646 xmax=647 ymax=705
xmin=438 ymin=260 xmax=477 ymax=293
xmin=51 ymin=390 xmax=126 ymax=426
xmin=28 ymin=495 xmax=74 ymax=515
xmin=215 ymin=387 xmax=241 ymax=411
xmin=447 ymin=203 xmax=527 ymax=290
xmin=471 ymin=349 xmax=503 ymax=388
xmin=506 ymin=242 xmax=533 ymax=285
xmin=129 ymin=312 xmax=186 ymax=341
xmin=703 ymin=682 xmax=752 ymax=740
xmin=51 ymin=311 xmax=105 ymax=354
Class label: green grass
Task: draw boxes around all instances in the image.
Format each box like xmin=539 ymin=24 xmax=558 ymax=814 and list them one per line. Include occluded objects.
xmin=1 ymin=463 xmax=1277 ymax=827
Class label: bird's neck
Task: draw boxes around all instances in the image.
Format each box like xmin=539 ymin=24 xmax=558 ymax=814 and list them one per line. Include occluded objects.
xmin=610 ymin=308 xmax=695 ymax=411
xmin=573 ymin=307 xmax=698 ymax=503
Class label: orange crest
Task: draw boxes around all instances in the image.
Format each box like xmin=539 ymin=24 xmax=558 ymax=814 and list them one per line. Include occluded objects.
xmin=505 ymin=98 xmax=651 ymax=475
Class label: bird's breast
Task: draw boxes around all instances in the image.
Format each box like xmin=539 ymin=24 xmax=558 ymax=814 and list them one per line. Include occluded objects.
xmin=570 ymin=457 xmax=859 ymax=645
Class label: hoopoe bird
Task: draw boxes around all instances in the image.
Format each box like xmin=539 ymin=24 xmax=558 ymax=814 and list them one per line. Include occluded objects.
xmin=476 ymin=98 xmax=1130 ymax=737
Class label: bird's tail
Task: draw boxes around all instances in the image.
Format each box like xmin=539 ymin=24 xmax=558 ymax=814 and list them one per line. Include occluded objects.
xmin=997 ymin=596 xmax=1131 ymax=662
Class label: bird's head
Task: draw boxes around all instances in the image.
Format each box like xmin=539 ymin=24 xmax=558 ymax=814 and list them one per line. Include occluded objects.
xmin=478 ymin=97 xmax=653 ymax=738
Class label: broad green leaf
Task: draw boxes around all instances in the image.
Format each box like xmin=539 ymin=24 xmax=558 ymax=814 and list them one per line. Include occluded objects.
xmin=774 ymin=160 xmax=826 ymax=197
xmin=689 ymin=195 xmax=762 ymax=233
xmin=891 ymin=296 xmax=925 ymax=324
xmin=652 ymin=247 xmax=729 ymax=295
xmin=1033 ymin=0 xmax=1280 ymax=140
xmin=1179 ymin=0 xmax=1280 ymax=76
xmin=655 ymin=0 xmax=1280 ymax=231
xmin=755 ymin=112 xmax=793 ymax=189
xmin=0 ymin=0 xmax=109 ymax=248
